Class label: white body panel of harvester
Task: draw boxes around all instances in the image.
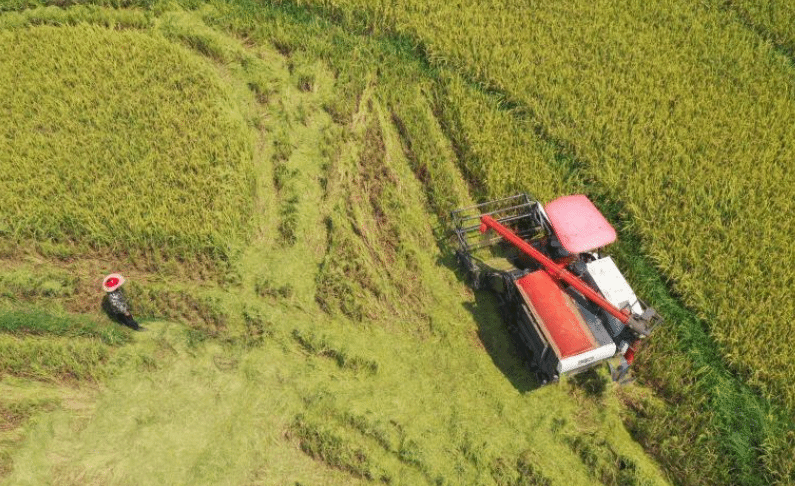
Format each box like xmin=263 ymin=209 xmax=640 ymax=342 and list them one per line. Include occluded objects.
xmin=585 ymin=257 xmax=644 ymax=316
xmin=557 ymin=341 xmax=617 ymax=374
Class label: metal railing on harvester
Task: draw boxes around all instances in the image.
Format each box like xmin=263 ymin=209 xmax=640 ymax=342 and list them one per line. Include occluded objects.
xmin=450 ymin=194 xmax=549 ymax=289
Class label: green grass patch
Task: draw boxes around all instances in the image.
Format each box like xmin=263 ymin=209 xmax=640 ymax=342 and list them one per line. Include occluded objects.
xmin=0 ymin=266 xmax=77 ymax=300
xmin=0 ymin=308 xmax=130 ymax=345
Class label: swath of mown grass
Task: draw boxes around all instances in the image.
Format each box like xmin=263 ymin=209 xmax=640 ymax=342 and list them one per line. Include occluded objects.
xmin=0 ymin=22 xmax=253 ymax=265
xmin=291 ymin=414 xmax=390 ymax=483
xmin=0 ymin=394 xmax=61 ymax=477
xmin=292 ymin=329 xmax=379 ymax=374
xmin=0 ymin=334 xmax=110 ymax=382
xmin=0 ymin=264 xmax=77 ymax=301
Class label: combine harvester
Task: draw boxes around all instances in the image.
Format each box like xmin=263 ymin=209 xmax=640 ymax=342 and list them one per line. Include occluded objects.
xmin=452 ymin=194 xmax=662 ymax=384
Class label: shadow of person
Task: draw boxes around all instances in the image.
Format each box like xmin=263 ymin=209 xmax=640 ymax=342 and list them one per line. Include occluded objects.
xmin=463 ymin=288 xmax=540 ymax=394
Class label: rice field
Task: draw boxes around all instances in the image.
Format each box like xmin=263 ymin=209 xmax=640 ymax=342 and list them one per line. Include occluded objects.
xmin=0 ymin=22 xmax=254 ymax=261
xmin=285 ymin=0 xmax=795 ymax=414
xmin=1 ymin=1 xmax=794 ymax=485
xmin=248 ymin=0 xmax=795 ymax=481
xmin=721 ymin=0 xmax=795 ymax=56
xmin=0 ymin=7 xmax=679 ymax=484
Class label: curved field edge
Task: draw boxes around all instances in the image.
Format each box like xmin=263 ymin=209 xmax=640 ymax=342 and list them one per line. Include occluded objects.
xmin=0 ymin=2 xmax=791 ymax=485
xmin=0 ymin=6 xmax=674 ymax=486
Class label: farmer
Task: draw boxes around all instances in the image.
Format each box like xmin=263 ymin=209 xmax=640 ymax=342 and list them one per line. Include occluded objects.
xmin=102 ymin=273 xmax=140 ymax=331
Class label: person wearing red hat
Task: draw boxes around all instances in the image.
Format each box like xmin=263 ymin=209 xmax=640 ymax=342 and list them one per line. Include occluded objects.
xmin=102 ymin=273 xmax=140 ymax=331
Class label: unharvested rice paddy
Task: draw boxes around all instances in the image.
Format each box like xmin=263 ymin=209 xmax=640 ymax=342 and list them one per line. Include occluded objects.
xmin=0 ymin=23 xmax=253 ymax=259
xmin=722 ymin=0 xmax=795 ymax=56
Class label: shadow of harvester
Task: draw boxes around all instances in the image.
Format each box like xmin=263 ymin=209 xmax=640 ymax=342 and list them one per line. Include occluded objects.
xmin=463 ymin=288 xmax=541 ymax=394
xmin=465 ymin=288 xmax=610 ymax=398
xmin=434 ymin=230 xmax=540 ymax=393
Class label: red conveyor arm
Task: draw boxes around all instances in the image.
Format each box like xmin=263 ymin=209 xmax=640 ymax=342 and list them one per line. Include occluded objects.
xmin=480 ymin=215 xmax=631 ymax=324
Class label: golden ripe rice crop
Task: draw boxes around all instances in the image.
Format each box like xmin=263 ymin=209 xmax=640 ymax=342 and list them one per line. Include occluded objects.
xmin=0 ymin=24 xmax=253 ymax=259
xmin=723 ymin=0 xmax=795 ymax=55
xmin=299 ymin=0 xmax=795 ymax=409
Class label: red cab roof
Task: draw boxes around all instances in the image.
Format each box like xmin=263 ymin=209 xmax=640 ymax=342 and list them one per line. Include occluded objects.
xmin=515 ymin=270 xmax=597 ymax=359
xmin=544 ymin=195 xmax=616 ymax=254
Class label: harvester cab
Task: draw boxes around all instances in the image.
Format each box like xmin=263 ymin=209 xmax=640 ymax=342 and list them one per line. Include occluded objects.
xmin=451 ymin=194 xmax=662 ymax=384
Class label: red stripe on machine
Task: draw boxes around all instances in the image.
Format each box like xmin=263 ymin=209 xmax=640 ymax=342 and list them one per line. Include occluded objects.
xmin=515 ymin=271 xmax=596 ymax=358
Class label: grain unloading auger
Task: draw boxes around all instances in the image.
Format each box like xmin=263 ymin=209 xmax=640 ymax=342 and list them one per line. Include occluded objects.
xmin=452 ymin=194 xmax=662 ymax=384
